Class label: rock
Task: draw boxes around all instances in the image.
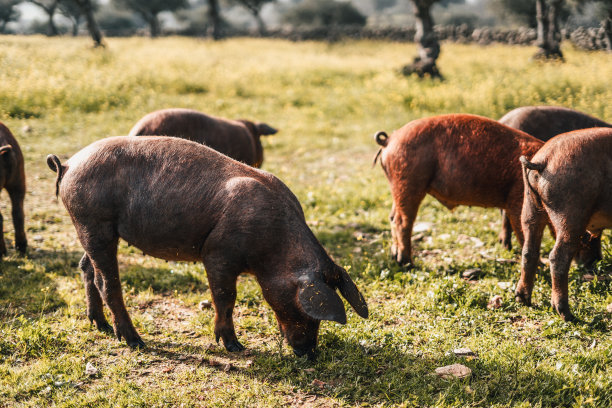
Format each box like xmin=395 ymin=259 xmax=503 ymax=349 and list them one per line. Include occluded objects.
xmin=434 ymin=364 xmax=472 ymax=379
xmin=413 ymin=222 xmax=433 ymax=233
xmin=198 ymin=300 xmax=212 ymax=310
xmin=487 ymin=295 xmax=503 ymax=309
xmin=85 ymin=362 xmax=98 ymax=377
xmin=462 ymin=268 xmax=483 ymax=281
xmin=453 ymin=347 xmax=476 ymax=357
xmin=497 ymin=281 xmax=512 ymax=290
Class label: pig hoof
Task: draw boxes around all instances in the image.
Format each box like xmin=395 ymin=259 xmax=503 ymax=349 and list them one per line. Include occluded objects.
xmin=127 ymin=337 xmax=146 ymax=349
xmin=514 ymin=292 xmax=531 ymax=306
xmin=97 ymin=321 xmax=114 ymax=334
xmin=224 ymin=340 xmax=245 ymax=352
xmin=16 ymin=241 xmax=27 ymax=255
xmin=293 ymin=347 xmax=317 ymax=360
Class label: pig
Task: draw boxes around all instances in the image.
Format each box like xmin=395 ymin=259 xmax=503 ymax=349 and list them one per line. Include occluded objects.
xmin=0 ymin=122 xmax=27 ymax=255
xmin=128 ymin=108 xmax=277 ymax=168
xmin=374 ymin=114 xmax=543 ymax=266
xmin=518 ymin=127 xmax=612 ymax=321
xmin=46 ymin=136 xmax=368 ymax=359
xmin=498 ymin=106 xmax=612 ymax=260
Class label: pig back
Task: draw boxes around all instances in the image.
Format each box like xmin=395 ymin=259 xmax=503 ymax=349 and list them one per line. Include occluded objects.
xmin=500 ymin=106 xmax=611 ymax=142
xmin=60 ymin=136 xmax=279 ymax=261
xmin=128 ymin=109 xmax=257 ymax=166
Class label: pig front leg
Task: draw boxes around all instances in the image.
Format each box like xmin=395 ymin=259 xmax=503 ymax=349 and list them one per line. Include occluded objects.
xmin=79 ymin=253 xmax=113 ymax=333
xmin=0 ymin=210 xmax=6 ymax=256
xmin=204 ymin=255 xmax=244 ymax=352
xmin=8 ymin=186 xmax=27 ymax=254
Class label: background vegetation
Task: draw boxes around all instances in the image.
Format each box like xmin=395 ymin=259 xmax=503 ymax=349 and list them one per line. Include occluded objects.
xmin=0 ymin=36 xmax=611 ymax=407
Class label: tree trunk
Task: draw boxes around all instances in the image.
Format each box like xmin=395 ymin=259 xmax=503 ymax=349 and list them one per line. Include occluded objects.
xmin=76 ymin=0 xmax=104 ymax=47
xmin=402 ymin=0 xmax=442 ymax=79
xmin=71 ymin=16 xmax=79 ymax=36
xmin=534 ymin=0 xmax=564 ymax=60
xmin=250 ymin=9 xmax=266 ymax=36
xmin=146 ymin=13 xmax=161 ymax=38
xmin=603 ymin=13 xmax=612 ymax=53
xmin=47 ymin=7 xmax=59 ymax=36
xmin=208 ymin=0 xmax=221 ymax=40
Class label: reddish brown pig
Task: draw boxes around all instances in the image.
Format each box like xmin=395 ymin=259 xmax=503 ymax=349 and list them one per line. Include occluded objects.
xmin=47 ymin=136 xmax=367 ymax=359
xmin=0 ymin=122 xmax=26 ymax=255
xmin=518 ymin=128 xmax=612 ymax=321
xmin=374 ymin=114 xmax=543 ymax=266
xmin=498 ymin=106 xmax=611 ymax=258
xmin=128 ymin=108 xmax=277 ymax=168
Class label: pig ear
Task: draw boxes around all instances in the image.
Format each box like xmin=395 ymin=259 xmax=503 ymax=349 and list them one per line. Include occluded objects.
xmin=336 ymin=267 xmax=369 ymax=319
xmin=0 ymin=145 xmax=12 ymax=156
xmin=298 ymin=277 xmax=347 ymax=324
xmin=256 ymin=123 xmax=278 ymax=136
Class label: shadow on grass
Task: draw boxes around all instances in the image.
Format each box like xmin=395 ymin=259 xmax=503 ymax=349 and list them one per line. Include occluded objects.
xmin=135 ymin=333 xmax=582 ymax=407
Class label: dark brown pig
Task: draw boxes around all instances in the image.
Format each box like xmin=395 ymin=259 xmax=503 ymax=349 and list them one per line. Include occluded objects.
xmin=47 ymin=136 xmax=367 ymax=359
xmin=128 ymin=108 xmax=277 ymax=168
xmin=518 ymin=128 xmax=612 ymax=321
xmin=0 ymin=122 xmax=26 ymax=255
xmin=374 ymin=114 xmax=543 ymax=266
xmin=498 ymin=106 xmax=612 ymax=257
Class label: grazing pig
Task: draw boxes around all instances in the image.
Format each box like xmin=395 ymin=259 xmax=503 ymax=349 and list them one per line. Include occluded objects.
xmin=128 ymin=108 xmax=277 ymax=168
xmin=0 ymin=122 xmax=26 ymax=255
xmin=47 ymin=136 xmax=367 ymax=359
xmin=374 ymin=114 xmax=543 ymax=266
xmin=498 ymin=106 xmax=612 ymax=258
xmin=518 ymin=128 xmax=612 ymax=321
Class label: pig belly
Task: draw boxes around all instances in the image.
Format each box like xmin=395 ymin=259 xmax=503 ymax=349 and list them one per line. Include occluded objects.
xmin=119 ymin=228 xmax=205 ymax=263
xmin=586 ymin=211 xmax=612 ymax=235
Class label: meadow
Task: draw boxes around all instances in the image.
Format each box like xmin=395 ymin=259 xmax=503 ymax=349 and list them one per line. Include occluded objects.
xmin=0 ymin=35 xmax=611 ymax=407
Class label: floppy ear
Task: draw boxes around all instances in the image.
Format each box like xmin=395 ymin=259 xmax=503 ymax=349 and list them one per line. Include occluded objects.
xmin=0 ymin=145 xmax=12 ymax=156
xmin=298 ymin=277 xmax=347 ymax=324
xmin=256 ymin=123 xmax=278 ymax=136
xmin=336 ymin=267 xmax=369 ymax=318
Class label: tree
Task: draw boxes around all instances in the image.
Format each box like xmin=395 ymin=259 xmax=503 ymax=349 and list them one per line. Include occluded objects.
xmin=58 ymin=0 xmax=84 ymax=36
xmin=74 ymin=0 xmax=104 ymax=47
xmin=208 ymin=0 xmax=222 ymax=39
xmin=491 ymin=0 xmax=567 ymax=59
xmin=401 ymin=0 xmax=441 ymax=79
xmin=226 ymin=0 xmax=275 ymax=35
xmin=534 ymin=0 xmax=564 ymax=59
xmin=56 ymin=0 xmax=104 ymax=46
xmin=0 ymin=0 xmax=21 ymax=33
xmin=282 ymin=0 xmax=367 ymax=27
xmin=29 ymin=0 xmax=60 ymax=36
xmin=112 ymin=0 xmax=188 ymax=37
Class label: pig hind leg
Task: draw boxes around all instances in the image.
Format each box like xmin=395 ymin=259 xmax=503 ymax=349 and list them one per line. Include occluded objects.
xmin=203 ymin=253 xmax=244 ymax=352
xmin=391 ymin=189 xmax=426 ymax=266
xmin=547 ymin=215 xmax=586 ymax=322
xmin=516 ymin=200 xmax=547 ymax=306
xmin=499 ymin=210 xmax=513 ymax=250
xmin=79 ymin=224 xmax=144 ymax=347
xmin=79 ymin=253 xmax=113 ymax=333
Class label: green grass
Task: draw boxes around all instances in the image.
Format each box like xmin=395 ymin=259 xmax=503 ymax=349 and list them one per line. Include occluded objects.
xmin=0 ymin=35 xmax=611 ymax=407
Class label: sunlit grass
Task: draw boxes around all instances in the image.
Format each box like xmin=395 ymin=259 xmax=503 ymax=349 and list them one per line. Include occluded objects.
xmin=0 ymin=35 xmax=610 ymax=407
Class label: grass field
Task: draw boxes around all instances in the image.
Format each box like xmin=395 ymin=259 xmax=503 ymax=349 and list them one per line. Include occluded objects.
xmin=0 ymin=36 xmax=611 ymax=407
